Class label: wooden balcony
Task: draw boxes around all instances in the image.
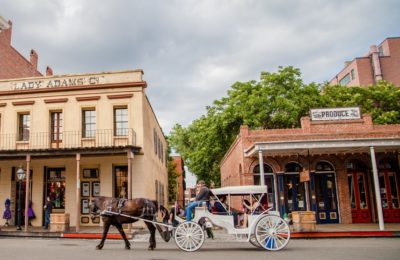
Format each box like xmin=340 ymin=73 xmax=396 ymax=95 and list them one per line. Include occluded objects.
xmin=0 ymin=129 xmax=137 ymax=153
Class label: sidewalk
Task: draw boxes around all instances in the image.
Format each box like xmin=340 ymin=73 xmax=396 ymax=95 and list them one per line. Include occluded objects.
xmin=1 ymin=223 xmax=400 ymax=240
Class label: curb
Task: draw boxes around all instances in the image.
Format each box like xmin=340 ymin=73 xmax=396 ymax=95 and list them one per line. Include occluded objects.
xmin=1 ymin=231 xmax=399 ymax=240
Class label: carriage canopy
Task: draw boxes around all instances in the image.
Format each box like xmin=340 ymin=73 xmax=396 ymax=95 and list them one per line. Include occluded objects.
xmin=211 ymin=185 xmax=268 ymax=196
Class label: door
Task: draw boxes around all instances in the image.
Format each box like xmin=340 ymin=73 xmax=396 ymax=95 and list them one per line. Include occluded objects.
xmin=50 ymin=111 xmax=63 ymax=148
xmin=379 ymin=171 xmax=400 ymax=222
xmin=45 ymin=168 xmax=66 ymax=213
xmin=283 ymin=174 xmax=306 ymax=213
xmin=348 ymin=172 xmax=371 ymax=223
xmin=314 ymin=173 xmax=339 ymax=223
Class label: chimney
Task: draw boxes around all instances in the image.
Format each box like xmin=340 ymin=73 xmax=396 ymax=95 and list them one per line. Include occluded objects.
xmin=46 ymin=66 xmax=53 ymax=76
xmin=30 ymin=49 xmax=38 ymax=70
xmin=0 ymin=17 xmax=12 ymax=45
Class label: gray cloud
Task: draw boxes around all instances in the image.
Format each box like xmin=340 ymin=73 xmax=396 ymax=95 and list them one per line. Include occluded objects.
xmin=1 ymin=0 xmax=399 ymax=134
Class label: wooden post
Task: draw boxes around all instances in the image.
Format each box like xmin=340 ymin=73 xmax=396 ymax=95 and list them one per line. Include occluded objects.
xmin=127 ymin=150 xmax=134 ymax=232
xmin=76 ymin=153 xmax=81 ymax=232
xmin=24 ymin=155 xmax=31 ymax=232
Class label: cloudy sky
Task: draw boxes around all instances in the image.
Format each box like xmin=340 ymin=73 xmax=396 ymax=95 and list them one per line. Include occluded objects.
xmin=1 ymin=0 xmax=399 ymax=136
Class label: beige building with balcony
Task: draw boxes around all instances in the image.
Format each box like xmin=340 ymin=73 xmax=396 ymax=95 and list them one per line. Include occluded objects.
xmin=0 ymin=70 xmax=168 ymax=229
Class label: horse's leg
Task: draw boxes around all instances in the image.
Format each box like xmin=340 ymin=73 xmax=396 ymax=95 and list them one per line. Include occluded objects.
xmin=145 ymin=221 xmax=156 ymax=250
xmin=115 ymin=222 xmax=131 ymax=249
xmin=96 ymin=220 xmax=111 ymax=250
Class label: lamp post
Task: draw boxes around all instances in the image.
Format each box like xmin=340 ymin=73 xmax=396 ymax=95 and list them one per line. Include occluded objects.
xmin=16 ymin=166 xmax=26 ymax=231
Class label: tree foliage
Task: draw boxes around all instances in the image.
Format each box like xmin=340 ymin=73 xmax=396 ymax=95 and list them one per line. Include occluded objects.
xmin=169 ymin=66 xmax=400 ymax=185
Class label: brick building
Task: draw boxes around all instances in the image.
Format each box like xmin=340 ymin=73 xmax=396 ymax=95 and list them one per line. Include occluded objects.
xmin=173 ymin=156 xmax=186 ymax=206
xmin=329 ymin=37 xmax=400 ymax=87
xmin=0 ymin=16 xmax=52 ymax=79
xmin=220 ymin=107 xmax=400 ymax=225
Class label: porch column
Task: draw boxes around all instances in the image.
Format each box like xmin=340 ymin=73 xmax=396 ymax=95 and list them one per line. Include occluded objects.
xmin=274 ymin=173 xmax=279 ymax=211
xmin=24 ymin=155 xmax=31 ymax=232
xmin=370 ymin=146 xmax=384 ymax=230
xmin=76 ymin=153 xmax=81 ymax=232
xmin=258 ymin=149 xmax=265 ymax=186
xmin=127 ymin=150 xmax=134 ymax=232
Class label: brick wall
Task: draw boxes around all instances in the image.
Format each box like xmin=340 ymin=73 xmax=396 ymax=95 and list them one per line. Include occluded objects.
xmin=220 ymin=114 xmax=400 ymax=223
xmin=0 ymin=20 xmax=43 ymax=80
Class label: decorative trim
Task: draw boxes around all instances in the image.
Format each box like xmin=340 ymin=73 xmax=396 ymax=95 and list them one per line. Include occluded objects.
xmin=107 ymin=94 xmax=133 ymax=99
xmin=44 ymin=98 xmax=69 ymax=104
xmin=12 ymin=101 xmax=35 ymax=106
xmin=0 ymin=82 xmax=147 ymax=97
xmin=0 ymin=103 xmax=7 ymax=107
xmin=76 ymin=96 xmax=101 ymax=101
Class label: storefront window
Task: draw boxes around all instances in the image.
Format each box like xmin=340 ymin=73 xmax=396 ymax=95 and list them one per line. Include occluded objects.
xmin=357 ymin=174 xmax=368 ymax=209
xmin=347 ymin=175 xmax=356 ymax=209
xmin=389 ymin=173 xmax=399 ymax=209
xmin=114 ymin=166 xmax=128 ymax=198
xmin=46 ymin=168 xmax=66 ymax=210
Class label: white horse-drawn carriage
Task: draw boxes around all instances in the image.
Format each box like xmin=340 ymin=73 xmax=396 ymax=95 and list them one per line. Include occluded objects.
xmin=172 ymin=185 xmax=291 ymax=252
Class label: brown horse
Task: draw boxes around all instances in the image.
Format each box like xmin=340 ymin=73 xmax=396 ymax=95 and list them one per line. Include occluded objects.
xmin=89 ymin=196 xmax=170 ymax=250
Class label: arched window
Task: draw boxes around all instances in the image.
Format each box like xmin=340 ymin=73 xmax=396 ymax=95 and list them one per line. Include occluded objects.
xmin=315 ymin=161 xmax=335 ymax=172
xmin=253 ymin=163 xmax=273 ymax=186
xmin=285 ymin=162 xmax=302 ymax=173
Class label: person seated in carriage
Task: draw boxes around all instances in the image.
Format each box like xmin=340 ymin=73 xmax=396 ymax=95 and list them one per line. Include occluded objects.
xmin=212 ymin=195 xmax=239 ymax=226
xmin=185 ymin=180 xmax=211 ymax=221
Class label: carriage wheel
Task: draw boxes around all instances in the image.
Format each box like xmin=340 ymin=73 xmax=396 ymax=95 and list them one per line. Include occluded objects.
xmin=254 ymin=215 xmax=290 ymax=251
xmin=174 ymin=221 xmax=205 ymax=252
xmin=249 ymin=235 xmax=262 ymax=248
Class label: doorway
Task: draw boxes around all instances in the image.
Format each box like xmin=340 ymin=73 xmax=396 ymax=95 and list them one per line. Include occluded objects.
xmin=378 ymin=159 xmax=400 ymax=222
xmin=12 ymin=167 xmax=33 ymax=226
xmin=347 ymin=161 xmax=371 ymax=223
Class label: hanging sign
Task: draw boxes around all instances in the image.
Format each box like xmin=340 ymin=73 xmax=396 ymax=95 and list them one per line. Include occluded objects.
xmin=300 ymin=169 xmax=310 ymax=182
xmin=310 ymin=107 xmax=361 ymax=121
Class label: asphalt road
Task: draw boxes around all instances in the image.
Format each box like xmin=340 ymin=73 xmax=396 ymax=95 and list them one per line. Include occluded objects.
xmin=0 ymin=237 xmax=399 ymax=260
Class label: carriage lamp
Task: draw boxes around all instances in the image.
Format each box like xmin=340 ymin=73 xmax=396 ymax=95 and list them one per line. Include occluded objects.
xmin=16 ymin=166 xmax=26 ymax=231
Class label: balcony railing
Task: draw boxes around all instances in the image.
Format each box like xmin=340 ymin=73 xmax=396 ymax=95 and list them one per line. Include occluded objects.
xmin=0 ymin=128 xmax=136 ymax=151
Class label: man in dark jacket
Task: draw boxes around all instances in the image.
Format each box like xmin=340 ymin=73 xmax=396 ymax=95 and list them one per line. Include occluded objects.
xmin=185 ymin=180 xmax=210 ymax=221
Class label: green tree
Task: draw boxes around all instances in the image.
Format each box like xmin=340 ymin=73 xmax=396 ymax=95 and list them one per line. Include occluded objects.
xmin=169 ymin=67 xmax=400 ymax=185
xmin=169 ymin=66 xmax=322 ymax=185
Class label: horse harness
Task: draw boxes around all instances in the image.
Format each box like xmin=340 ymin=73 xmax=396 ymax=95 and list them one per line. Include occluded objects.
xmin=101 ymin=198 xmax=156 ymax=218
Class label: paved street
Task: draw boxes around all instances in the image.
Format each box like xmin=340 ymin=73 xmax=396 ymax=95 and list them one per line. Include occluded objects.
xmin=0 ymin=237 xmax=399 ymax=260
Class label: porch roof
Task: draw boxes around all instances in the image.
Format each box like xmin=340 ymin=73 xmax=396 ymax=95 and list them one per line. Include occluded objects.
xmin=244 ymin=137 xmax=400 ymax=157
xmin=0 ymin=145 xmax=142 ymax=159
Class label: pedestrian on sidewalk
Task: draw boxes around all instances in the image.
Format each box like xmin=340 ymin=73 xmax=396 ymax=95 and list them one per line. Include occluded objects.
xmin=3 ymin=198 xmax=12 ymax=227
xmin=43 ymin=196 xmax=53 ymax=229
xmin=27 ymin=200 xmax=36 ymax=226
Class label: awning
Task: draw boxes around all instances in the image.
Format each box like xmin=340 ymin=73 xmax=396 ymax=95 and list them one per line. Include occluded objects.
xmin=244 ymin=137 xmax=400 ymax=157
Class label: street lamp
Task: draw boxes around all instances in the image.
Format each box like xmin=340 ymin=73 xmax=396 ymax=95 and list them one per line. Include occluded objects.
xmin=16 ymin=166 xmax=26 ymax=231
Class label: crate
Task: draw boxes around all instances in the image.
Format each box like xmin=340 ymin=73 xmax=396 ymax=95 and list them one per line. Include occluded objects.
xmin=292 ymin=211 xmax=316 ymax=232
xmin=50 ymin=213 xmax=70 ymax=224
xmin=50 ymin=213 xmax=70 ymax=232
xmin=50 ymin=222 xmax=70 ymax=232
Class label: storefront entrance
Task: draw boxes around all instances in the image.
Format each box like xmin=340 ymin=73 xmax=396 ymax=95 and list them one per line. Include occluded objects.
xmin=312 ymin=173 xmax=339 ymax=223
xmin=45 ymin=167 xmax=66 ymax=213
xmin=347 ymin=161 xmax=371 ymax=223
xmin=378 ymin=159 xmax=400 ymax=222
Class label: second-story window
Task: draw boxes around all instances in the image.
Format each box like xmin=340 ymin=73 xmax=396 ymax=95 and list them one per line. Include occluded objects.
xmin=114 ymin=107 xmax=128 ymax=136
xmin=51 ymin=112 xmax=63 ymax=142
xmin=18 ymin=113 xmax=30 ymax=141
xmin=82 ymin=109 xmax=96 ymax=138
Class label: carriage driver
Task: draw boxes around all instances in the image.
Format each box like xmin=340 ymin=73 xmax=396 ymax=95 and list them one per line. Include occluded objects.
xmin=185 ymin=180 xmax=211 ymax=221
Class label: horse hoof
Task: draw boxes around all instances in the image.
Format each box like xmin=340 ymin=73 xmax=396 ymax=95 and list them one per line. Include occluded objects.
xmin=96 ymin=245 xmax=103 ymax=250
xmin=148 ymin=246 xmax=155 ymax=250
xmin=125 ymin=245 xmax=131 ymax=250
